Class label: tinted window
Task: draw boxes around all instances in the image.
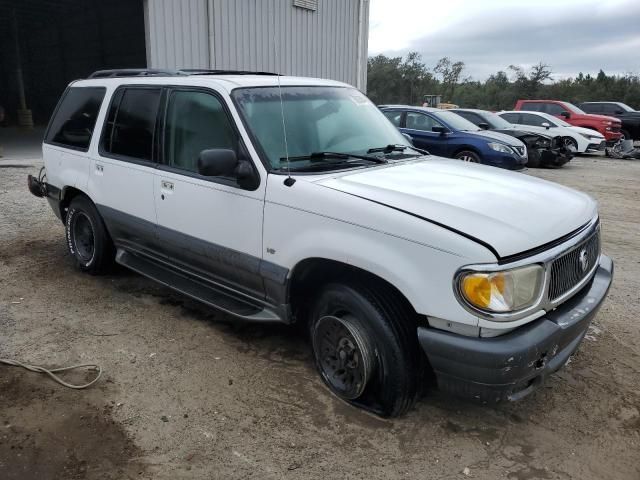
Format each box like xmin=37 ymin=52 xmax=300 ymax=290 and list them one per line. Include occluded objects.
xmin=580 ymin=103 xmax=602 ymax=114
xmin=545 ymin=103 xmax=566 ymax=115
xmin=102 ymin=88 xmax=161 ymax=161
xmin=499 ymin=113 xmax=521 ymax=124
xmin=406 ymin=112 xmax=443 ymax=131
xmin=45 ymin=87 xmax=106 ymax=150
xmin=164 ymin=90 xmax=237 ymax=173
xmin=383 ymin=110 xmax=402 ymax=127
xmin=521 ymin=102 xmax=544 ymax=112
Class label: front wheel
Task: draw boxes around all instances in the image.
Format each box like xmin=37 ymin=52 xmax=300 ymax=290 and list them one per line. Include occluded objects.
xmin=309 ymin=282 xmax=423 ymax=417
xmin=65 ymin=195 xmax=115 ymax=274
xmin=563 ymin=137 xmax=579 ymax=153
xmin=455 ymin=150 xmax=481 ymax=163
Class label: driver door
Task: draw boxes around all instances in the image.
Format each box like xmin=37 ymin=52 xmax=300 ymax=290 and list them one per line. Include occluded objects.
xmin=402 ymin=111 xmax=448 ymax=155
xmin=154 ymin=88 xmax=266 ymax=298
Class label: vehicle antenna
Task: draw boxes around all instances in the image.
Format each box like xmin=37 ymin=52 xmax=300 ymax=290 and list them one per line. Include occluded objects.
xmin=273 ymin=9 xmax=294 ymax=187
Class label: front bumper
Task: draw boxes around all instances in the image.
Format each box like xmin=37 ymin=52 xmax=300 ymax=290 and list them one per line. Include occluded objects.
xmin=418 ymin=255 xmax=613 ymax=402
xmin=586 ymin=141 xmax=606 ymax=152
xmin=485 ymin=152 xmax=528 ymax=170
xmin=603 ymin=130 xmax=622 ymax=142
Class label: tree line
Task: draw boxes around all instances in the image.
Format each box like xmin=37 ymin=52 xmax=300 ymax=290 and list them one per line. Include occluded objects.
xmin=367 ymin=53 xmax=640 ymax=111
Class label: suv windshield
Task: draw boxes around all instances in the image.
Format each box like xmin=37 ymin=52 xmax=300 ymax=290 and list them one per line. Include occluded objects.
xmin=232 ymin=86 xmax=411 ymax=171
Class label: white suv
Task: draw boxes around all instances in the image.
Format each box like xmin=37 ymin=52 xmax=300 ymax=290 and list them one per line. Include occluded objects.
xmin=29 ymin=69 xmax=613 ymax=417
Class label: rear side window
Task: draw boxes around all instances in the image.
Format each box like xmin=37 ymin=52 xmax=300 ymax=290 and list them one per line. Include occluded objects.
xmin=521 ymin=102 xmax=543 ymax=112
xmin=520 ymin=113 xmax=551 ymax=127
xmin=45 ymin=87 xmax=106 ymax=151
xmin=102 ymin=88 xmax=162 ymax=161
xmin=383 ymin=110 xmax=402 ymax=127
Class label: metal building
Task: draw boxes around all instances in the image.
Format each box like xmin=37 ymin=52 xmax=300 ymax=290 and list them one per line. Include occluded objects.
xmin=0 ymin=0 xmax=369 ymax=126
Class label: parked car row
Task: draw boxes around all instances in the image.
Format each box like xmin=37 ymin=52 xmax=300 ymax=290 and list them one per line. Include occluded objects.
xmin=380 ymin=97 xmax=638 ymax=170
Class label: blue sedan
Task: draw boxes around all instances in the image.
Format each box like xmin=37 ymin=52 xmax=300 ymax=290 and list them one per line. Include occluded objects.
xmin=379 ymin=106 xmax=528 ymax=170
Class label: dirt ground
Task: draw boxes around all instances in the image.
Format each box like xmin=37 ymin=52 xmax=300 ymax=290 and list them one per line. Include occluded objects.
xmin=1 ymin=137 xmax=639 ymax=479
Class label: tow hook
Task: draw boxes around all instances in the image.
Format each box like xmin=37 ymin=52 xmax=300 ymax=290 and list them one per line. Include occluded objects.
xmin=27 ymin=174 xmax=47 ymax=198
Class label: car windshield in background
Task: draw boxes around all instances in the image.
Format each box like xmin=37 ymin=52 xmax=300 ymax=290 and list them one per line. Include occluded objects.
xmin=565 ymin=102 xmax=587 ymax=114
xmin=232 ymin=86 xmax=411 ymax=171
xmin=433 ymin=110 xmax=480 ymax=131
xmin=616 ymin=103 xmax=634 ymax=112
xmin=482 ymin=112 xmax=513 ymax=129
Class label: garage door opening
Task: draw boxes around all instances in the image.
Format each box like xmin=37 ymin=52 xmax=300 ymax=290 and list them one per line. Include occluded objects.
xmin=0 ymin=0 xmax=147 ymax=127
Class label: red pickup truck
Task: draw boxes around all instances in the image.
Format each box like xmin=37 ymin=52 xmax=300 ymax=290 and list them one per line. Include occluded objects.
xmin=514 ymin=99 xmax=622 ymax=143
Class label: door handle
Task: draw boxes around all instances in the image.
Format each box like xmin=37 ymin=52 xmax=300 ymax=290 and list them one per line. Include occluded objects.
xmin=95 ymin=163 xmax=104 ymax=174
xmin=161 ymin=180 xmax=174 ymax=191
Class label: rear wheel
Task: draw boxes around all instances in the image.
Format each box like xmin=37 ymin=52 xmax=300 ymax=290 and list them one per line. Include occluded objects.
xmin=65 ymin=196 xmax=115 ymax=274
xmin=455 ymin=150 xmax=481 ymax=163
xmin=309 ymin=282 xmax=422 ymax=417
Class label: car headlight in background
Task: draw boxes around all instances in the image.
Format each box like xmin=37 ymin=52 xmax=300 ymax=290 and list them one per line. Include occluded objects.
xmin=579 ymin=133 xmax=603 ymax=141
xmin=457 ymin=265 xmax=544 ymax=314
xmin=487 ymin=142 xmax=515 ymax=154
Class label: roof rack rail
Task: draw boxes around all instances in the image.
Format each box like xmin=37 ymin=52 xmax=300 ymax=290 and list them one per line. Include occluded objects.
xmin=88 ymin=69 xmax=185 ymax=79
xmin=179 ymin=69 xmax=280 ymax=76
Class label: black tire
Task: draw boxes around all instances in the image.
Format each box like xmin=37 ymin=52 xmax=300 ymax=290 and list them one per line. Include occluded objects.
xmin=455 ymin=150 xmax=481 ymax=163
xmin=526 ymin=150 xmax=541 ymax=168
xmin=620 ymin=130 xmax=630 ymax=142
xmin=309 ymin=282 xmax=423 ymax=417
xmin=563 ymin=137 xmax=579 ymax=153
xmin=65 ymin=195 xmax=115 ymax=274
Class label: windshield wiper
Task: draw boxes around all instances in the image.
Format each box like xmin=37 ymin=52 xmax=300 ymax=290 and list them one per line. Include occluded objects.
xmin=367 ymin=144 xmax=429 ymax=156
xmin=281 ymin=151 xmax=388 ymax=164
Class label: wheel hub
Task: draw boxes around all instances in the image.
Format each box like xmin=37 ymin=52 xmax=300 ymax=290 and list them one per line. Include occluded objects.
xmin=73 ymin=212 xmax=95 ymax=262
xmin=313 ymin=315 xmax=374 ymax=400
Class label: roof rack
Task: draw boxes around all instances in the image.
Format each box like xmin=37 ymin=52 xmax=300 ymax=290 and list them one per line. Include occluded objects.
xmin=87 ymin=68 xmax=280 ymax=79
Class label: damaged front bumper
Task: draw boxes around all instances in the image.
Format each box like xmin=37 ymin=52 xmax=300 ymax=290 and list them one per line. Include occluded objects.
xmin=417 ymin=255 xmax=613 ymax=403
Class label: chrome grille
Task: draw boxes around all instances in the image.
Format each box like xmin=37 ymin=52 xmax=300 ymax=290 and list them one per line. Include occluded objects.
xmin=548 ymin=229 xmax=600 ymax=301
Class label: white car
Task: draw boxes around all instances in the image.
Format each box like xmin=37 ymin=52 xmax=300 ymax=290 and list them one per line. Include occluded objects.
xmin=28 ymin=69 xmax=613 ymax=417
xmin=498 ymin=110 xmax=606 ymax=153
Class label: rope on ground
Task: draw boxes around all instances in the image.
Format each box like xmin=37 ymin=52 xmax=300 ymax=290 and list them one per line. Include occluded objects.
xmin=0 ymin=358 xmax=102 ymax=389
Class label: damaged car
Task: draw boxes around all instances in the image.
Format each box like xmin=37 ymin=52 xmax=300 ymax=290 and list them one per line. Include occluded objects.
xmin=451 ymin=109 xmax=574 ymax=168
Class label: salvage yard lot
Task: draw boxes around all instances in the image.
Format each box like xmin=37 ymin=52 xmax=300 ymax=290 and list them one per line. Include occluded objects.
xmin=1 ymin=152 xmax=639 ymax=479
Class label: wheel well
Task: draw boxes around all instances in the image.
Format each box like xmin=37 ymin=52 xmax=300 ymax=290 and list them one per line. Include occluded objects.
xmin=59 ymin=187 xmax=86 ymax=222
xmin=452 ymin=146 xmax=481 ymax=158
xmin=288 ymin=258 xmax=420 ymax=326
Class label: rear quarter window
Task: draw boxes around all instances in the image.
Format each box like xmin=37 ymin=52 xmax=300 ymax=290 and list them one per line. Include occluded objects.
xmin=45 ymin=86 xmax=106 ymax=151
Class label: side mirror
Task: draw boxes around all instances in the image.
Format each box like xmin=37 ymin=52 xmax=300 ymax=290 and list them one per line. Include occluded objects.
xmin=478 ymin=122 xmax=490 ymax=130
xmin=541 ymin=122 xmax=551 ymax=129
xmin=402 ymin=133 xmax=414 ymax=145
xmin=560 ymin=111 xmax=570 ymax=119
xmin=615 ymin=109 xmax=624 ymax=115
xmin=432 ymin=126 xmax=449 ymax=135
xmin=197 ymin=149 xmax=238 ymax=177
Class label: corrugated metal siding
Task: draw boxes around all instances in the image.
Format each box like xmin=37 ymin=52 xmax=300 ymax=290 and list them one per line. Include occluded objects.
xmin=145 ymin=0 xmax=368 ymax=90
xmin=145 ymin=0 xmax=209 ymax=69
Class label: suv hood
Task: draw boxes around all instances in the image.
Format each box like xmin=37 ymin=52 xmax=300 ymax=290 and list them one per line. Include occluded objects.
xmin=315 ymin=158 xmax=597 ymax=259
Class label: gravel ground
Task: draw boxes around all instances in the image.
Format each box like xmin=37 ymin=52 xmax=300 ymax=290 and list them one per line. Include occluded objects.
xmin=1 ymin=139 xmax=639 ymax=479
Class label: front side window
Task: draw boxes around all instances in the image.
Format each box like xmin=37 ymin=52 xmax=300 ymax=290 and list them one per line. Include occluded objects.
xmin=102 ymin=88 xmax=161 ymax=161
xmin=232 ymin=86 xmax=409 ymax=170
xmin=520 ymin=113 xmax=553 ymax=127
xmin=164 ymin=90 xmax=237 ymax=173
xmin=45 ymin=87 xmax=106 ymax=150
xmin=499 ymin=113 xmax=520 ymax=124
xmin=545 ymin=103 xmax=566 ymax=115
xmin=406 ymin=112 xmax=442 ymax=131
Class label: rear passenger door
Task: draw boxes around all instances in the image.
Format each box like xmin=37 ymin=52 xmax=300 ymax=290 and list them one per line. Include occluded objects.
xmin=88 ymin=86 xmax=162 ymax=255
xmin=154 ymin=88 xmax=265 ymax=299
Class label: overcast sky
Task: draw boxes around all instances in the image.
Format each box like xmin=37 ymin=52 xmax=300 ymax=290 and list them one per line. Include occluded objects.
xmin=368 ymin=0 xmax=640 ymax=80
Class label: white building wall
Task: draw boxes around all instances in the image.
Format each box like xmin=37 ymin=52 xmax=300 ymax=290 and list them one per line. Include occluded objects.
xmin=144 ymin=0 xmax=369 ymax=90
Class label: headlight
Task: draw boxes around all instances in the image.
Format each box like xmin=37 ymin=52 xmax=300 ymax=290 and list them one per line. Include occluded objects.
xmin=579 ymin=133 xmax=602 ymax=141
xmin=488 ymin=142 xmax=514 ymax=154
xmin=457 ymin=265 xmax=544 ymax=314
